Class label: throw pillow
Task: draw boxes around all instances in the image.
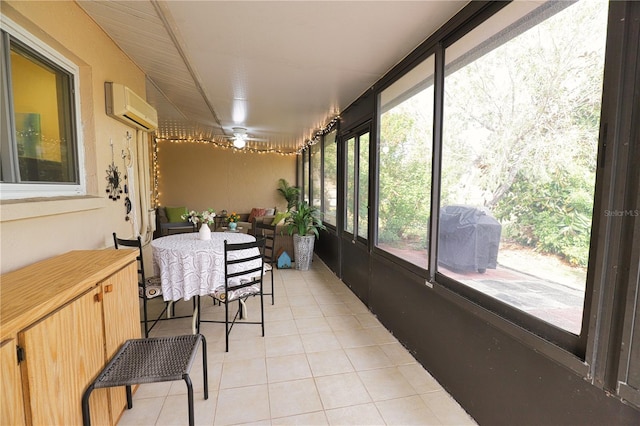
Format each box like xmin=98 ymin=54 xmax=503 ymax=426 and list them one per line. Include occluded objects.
xmin=248 ymin=207 xmax=267 ymax=223
xmin=271 ymin=211 xmax=289 ymax=226
xmin=165 ymin=206 xmax=187 ymax=223
xmin=265 ymin=208 xmax=276 ymax=216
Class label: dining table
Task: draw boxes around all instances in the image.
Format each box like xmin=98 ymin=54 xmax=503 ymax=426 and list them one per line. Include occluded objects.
xmin=151 ymin=232 xmax=258 ymax=332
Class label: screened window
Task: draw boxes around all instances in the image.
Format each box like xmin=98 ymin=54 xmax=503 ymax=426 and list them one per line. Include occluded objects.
xmin=323 ymin=130 xmax=337 ymax=226
xmin=346 ymin=136 xmax=355 ymax=234
xmin=310 ymin=142 xmax=321 ymax=208
xmin=302 ymin=150 xmax=310 ymax=203
xmin=440 ymin=0 xmax=608 ymax=335
xmin=357 ymin=133 xmax=369 ymax=239
xmin=377 ymin=56 xmax=435 ymax=269
xmin=345 ymin=129 xmax=369 ymax=239
xmin=296 ymin=153 xmax=304 ymax=199
xmin=1 ymin=18 xmax=82 ymax=199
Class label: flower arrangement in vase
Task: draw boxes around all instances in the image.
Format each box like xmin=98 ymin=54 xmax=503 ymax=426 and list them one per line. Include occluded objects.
xmin=182 ymin=208 xmax=216 ymax=240
xmin=227 ymin=212 xmax=240 ymax=231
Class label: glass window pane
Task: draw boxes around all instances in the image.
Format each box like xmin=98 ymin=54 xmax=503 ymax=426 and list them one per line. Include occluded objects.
xmin=303 ymin=151 xmax=309 ymax=203
xmin=10 ymin=41 xmax=76 ymax=183
xmin=346 ymin=137 xmax=355 ymax=234
xmin=377 ymin=56 xmax=434 ymax=269
xmin=323 ymin=130 xmax=337 ymax=226
xmin=297 ymin=154 xmax=303 ymax=195
xmin=358 ymin=132 xmax=369 ymax=239
xmin=440 ymin=0 xmax=607 ymax=334
xmin=310 ymin=142 xmax=321 ymax=208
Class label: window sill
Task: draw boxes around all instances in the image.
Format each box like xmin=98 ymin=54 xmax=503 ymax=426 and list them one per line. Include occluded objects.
xmin=0 ymin=196 xmax=105 ymax=222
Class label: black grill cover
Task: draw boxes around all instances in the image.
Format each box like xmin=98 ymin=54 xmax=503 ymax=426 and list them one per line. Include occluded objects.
xmin=438 ymin=205 xmax=501 ymax=273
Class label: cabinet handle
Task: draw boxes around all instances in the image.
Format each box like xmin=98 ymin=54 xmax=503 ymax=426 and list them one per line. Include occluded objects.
xmin=105 ymin=284 xmax=113 ymax=293
xmin=94 ymin=293 xmax=103 ymax=302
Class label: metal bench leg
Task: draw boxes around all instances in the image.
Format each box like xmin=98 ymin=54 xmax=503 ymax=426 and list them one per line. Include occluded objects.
xmin=81 ymin=384 xmax=94 ymax=426
xmin=183 ymin=374 xmax=194 ymax=426
xmin=201 ymin=334 xmax=209 ymax=400
xmin=126 ymin=385 xmax=133 ymax=409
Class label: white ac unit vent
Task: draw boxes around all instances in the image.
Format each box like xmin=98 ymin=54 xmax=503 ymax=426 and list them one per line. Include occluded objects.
xmin=105 ymin=82 xmax=158 ymax=131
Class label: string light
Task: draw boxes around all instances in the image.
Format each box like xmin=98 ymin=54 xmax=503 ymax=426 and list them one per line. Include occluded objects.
xmin=296 ymin=115 xmax=340 ymax=154
xmin=151 ymin=115 xmax=340 ymax=206
xmin=154 ymin=137 xmax=299 ymax=155
xmin=152 ymin=136 xmax=297 ymax=207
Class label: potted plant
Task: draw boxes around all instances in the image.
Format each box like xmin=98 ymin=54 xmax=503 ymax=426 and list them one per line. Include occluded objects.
xmin=227 ymin=212 xmax=241 ymax=231
xmin=285 ymin=201 xmax=327 ymax=270
xmin=277 ymin=178 xmax=301 ymax=212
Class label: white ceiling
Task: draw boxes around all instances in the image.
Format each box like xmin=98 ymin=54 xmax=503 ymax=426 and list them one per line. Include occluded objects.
xmin=78 ymin=0 xmax=468 ymax=152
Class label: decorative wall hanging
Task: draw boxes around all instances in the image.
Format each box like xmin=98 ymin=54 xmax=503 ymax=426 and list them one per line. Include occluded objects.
xmin=123 ymin=181 xmax=132 ymax=221
xmin=106 ymin=139 xmax=124 ymax=202
xmin=122 ymin=132 xmax=133 ymax=221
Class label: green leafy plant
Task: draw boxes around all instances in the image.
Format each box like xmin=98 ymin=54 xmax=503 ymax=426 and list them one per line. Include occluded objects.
xmin=277 ymin=178 xmax=301 ymax=211
xmin=494 ymin=170 xmax=594 ymax=266
xmin=285 ymin=201 xmax=327 ymax=238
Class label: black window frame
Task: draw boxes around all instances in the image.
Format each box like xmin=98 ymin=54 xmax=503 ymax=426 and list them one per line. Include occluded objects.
xmin=321 ymin=129 xmax=338 ymax=229
xmin=368 ymin=0 xmax=640 ymax=387
xmin=342 ymin=124 xmax=371 ymax=244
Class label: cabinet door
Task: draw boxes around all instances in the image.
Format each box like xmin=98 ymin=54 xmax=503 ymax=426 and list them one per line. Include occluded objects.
xmin=19 ymin=287 xmax=110 ymax=426
xmin=1 ymin=337 xmax=25 ymax=425
xmin=101 ymin=261 xmax=141 ymax=421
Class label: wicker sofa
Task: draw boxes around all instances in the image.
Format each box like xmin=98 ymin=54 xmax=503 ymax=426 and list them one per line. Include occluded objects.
xmin=154 ymin=206 xmax=195 ymax=238
xmin=252 ymin=215 xmax=295 ymax=261
xmin=221 ymin=212 xmax=296 ymax=261
xmin=154 ymin=207 xmax=295 ymax=261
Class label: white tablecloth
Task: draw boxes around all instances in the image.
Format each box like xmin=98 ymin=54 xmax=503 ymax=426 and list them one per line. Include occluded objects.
xmin=152 ymin=232 xmax=257 ymax=301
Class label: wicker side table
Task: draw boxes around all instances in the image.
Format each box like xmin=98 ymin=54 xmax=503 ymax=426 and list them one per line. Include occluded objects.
xmin=82 ymin=334 xmax=208 ymax=426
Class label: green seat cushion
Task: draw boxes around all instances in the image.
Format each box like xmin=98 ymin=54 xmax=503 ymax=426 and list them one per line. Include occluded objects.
xmin=165 ymin=206 xmax=188 ymax=223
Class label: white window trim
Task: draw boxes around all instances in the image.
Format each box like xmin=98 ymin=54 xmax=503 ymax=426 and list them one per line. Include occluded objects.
xmin=1 ymin=14 xmax=86 ymax=200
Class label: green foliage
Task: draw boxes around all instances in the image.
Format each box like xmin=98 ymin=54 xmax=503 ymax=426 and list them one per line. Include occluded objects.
xmin=277 ymin=178 xmax=300 ymax=211
xmin=378 ymin=105 xmax=432 ymax=248
xmin=494 ymin=170 xmax=594 ymax=266
xmin=285 ymin=201 xmax=327 ymax=238
xmin=375 ymin=0 xmax=606 ymax=263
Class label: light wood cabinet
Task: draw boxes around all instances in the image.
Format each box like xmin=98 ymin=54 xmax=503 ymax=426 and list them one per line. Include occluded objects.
xmin=1 ymin=337 xmax=25 ymax=426
xmin=100 ymin=262 xmax=141 ymax=421
xmin=0 ymin=250 xmax=140 ymax=426
xmin=20 ymin=286 xmax=110 ymax=425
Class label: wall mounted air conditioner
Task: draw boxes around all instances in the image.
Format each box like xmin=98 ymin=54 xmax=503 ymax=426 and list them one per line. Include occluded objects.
xmin=105 ymin=82 xmax=158 ymax=131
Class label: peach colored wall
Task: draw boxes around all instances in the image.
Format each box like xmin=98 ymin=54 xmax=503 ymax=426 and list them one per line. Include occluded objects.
xmin=0 ymin=1 xmax=149 ymax=273
xmin=156 ymin=141 xmax=297 ymax=215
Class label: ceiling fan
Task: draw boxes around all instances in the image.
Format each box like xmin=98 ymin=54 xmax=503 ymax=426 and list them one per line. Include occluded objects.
xmin=216 ymin=127 xmax=265 ymax=149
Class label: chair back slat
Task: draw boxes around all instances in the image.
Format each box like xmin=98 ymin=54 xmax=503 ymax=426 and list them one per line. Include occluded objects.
xmin=256 ymin=223 xmax=277 ymax=264
xmin=113 ymin=233 xmax=146 ymax=286
xmin=223 ymin=238 xmax=265 ymax=291
xmin=113 ymin=232 xmax=170 ymax=338
xmin=199 ymin=237 xmax=266 ymax=351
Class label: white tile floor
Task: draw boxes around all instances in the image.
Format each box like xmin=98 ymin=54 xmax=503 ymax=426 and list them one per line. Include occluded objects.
xmin=118 ymin=257 xmax=477 ymax=425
